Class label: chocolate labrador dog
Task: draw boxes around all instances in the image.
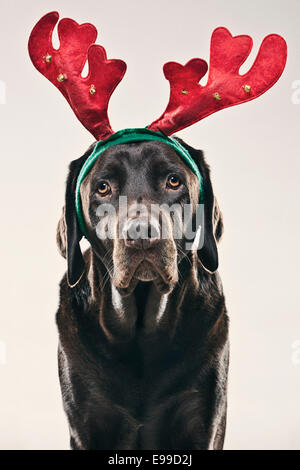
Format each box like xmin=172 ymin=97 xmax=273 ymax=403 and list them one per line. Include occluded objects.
xmin=56 ymin=137 xmax=228 ymax=450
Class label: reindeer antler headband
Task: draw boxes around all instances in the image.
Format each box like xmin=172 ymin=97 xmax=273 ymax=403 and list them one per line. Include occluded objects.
xmin=28 ymin=11 xmax=287 ymax=230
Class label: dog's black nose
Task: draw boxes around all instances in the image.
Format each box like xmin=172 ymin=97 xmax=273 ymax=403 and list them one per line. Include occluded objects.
xmin=123 ymin=218 xmax=160 ymax=250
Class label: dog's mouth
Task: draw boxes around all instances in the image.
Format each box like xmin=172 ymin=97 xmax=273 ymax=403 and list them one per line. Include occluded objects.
xmin=133 ymin=260 xmax=158 ymax=282
xmin=113 ymin=256 xmax=178 ymax=296
xmin=109 ymin=237 xmax=179 ymax=297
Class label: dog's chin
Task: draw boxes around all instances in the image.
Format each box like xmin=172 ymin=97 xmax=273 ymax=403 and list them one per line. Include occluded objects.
xmin=115 ymin=261 xmax=176 ymax=297
xmin=133 ymin=260 xmax=158 ymax=282
xmin=134 ymin=261 xmax=176 ymax=294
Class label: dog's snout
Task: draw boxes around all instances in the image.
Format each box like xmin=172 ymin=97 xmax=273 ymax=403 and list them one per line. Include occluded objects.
xmin=123 ymin=218 xmax=160 ymax=250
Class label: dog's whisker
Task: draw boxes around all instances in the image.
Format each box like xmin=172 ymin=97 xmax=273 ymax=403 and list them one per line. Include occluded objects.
xmin=177 ymin=246 xmax=193 ymax=269
xmin=100 ymin=260 xmax=114 ymax=290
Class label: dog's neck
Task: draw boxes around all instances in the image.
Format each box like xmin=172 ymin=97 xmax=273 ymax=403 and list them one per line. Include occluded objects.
xmin=84 ymin=249 xmax=200 ymax=340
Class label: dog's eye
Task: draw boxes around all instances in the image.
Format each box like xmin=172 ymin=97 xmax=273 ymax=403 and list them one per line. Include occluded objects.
xmin=97 ymin=181 xmax=111 ymax=196
xmin=167 ymin=175 xmax=181 ymax=189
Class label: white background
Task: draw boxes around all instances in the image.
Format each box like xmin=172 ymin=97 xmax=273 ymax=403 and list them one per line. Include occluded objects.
xmin=0 ymin=0 xmax=299 ymax=449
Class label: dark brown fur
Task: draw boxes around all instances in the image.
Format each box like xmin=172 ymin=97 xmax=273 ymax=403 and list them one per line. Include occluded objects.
xmin=56 ymin=138 xmax=229 ymax=450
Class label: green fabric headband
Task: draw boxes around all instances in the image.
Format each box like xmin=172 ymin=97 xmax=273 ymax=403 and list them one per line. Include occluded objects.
xmin=75 ymin=128 xmax=204 ymax=237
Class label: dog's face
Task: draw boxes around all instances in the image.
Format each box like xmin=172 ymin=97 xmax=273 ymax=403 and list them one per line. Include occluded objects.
xmin=57 ymin=139 xmax=222 ymax=294
xmin=80 ymin=141 xmax=199 ymax=295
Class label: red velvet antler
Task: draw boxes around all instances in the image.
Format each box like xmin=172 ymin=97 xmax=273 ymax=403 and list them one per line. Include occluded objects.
xmin=28 ymin=11 xmax=126 ymax=140
xmin=148 ymin=27 xmax=287 ymax=135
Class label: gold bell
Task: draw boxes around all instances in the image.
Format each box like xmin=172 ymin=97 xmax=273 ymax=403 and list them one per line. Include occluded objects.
xmin=213 ymin=92 xmax=221 ymax=101
xmin=181 ymin=89 xmax=188 ymax=95
xmin=44 ymin=53 xmax=52 ymax=63
xmin=57 ymin=73 xmax=67 ymax=83
xmin=243 ymin=84 xmax=251 ymax=93
xmin=89 ymin=84 xmax=96 ymax=95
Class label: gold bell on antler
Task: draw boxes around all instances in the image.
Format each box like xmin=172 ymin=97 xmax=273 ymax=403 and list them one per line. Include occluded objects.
xmin=57 ymin=73 xmax=67 ymax=83
xmin=243 ymin=84 xmax=251 ymax=93
xmin=44 ymin=53 xmax=52 ymax=63
xmin=213 ymin=92 xmax=221 ymax=101
xmin=89 ymin=84 xmax=96 ymax=95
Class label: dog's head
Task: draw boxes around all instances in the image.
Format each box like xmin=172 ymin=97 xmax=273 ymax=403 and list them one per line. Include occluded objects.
xmin=57 ymin=139 xmax=223 ymax=295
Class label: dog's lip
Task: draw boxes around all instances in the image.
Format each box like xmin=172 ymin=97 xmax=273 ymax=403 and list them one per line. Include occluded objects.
xmin=133 ymin=260 xmax=159 ymax=281
xmin=112 ymin=258 xmax=162 ymax=289
xmin=112 ymin=247 xmax=178 ymax=291
xmin=132 ymin=257 xmax=176 ymax=285
xmin=119 ymin=258 xmax=177 ymax=288
xmin=145 ymin=256 xmax=178 ymax=286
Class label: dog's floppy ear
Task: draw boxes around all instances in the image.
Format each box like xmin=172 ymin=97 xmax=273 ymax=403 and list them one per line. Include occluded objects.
xmin=57 ymin=145 xmax=95 ymax=287
xmin=176 ymin=138 xmax=221 ymax=274
xmin=65 ymin=160 xmax=85 ymax=287
xmin=56 ymin=206 xmax=67 ymax=259
xmin=197 ymin=167 xmax=219 ymax=273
